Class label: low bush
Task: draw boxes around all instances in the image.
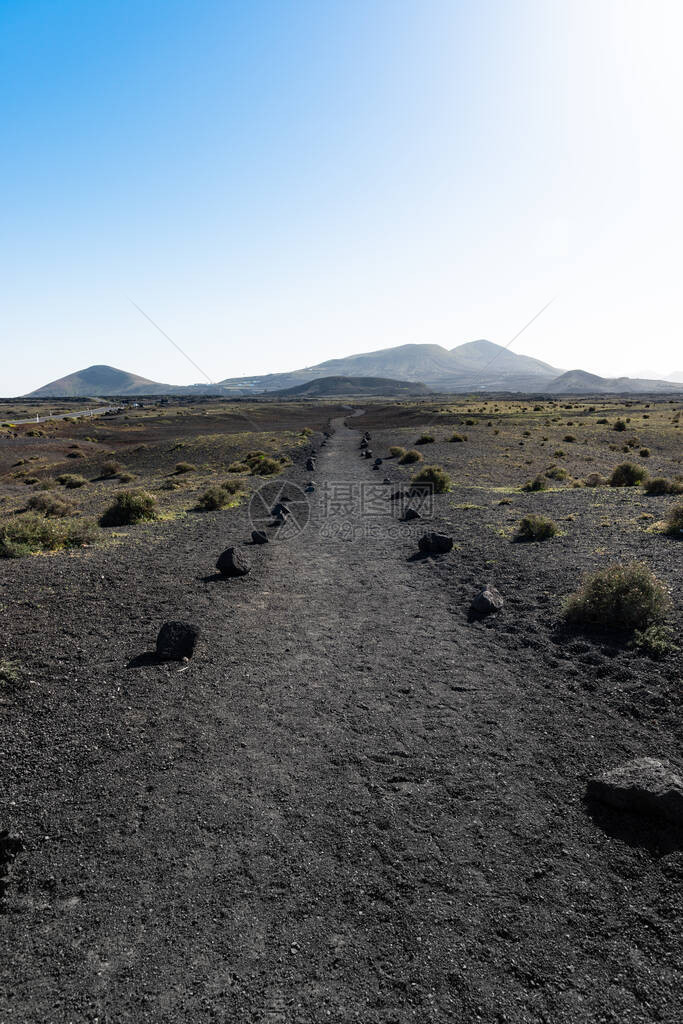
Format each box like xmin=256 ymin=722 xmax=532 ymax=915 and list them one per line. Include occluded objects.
xmin=227 ymin=461 xmax=250 ymax=473
xmin=101 ymin=460 xmax=122 ymax=478
xmin=66 ymin=450 xmax=85 ymax=458
xmin=249 ymin=455 xmax=281 ymax=476
xmin=399 ymin=449 xmax=422 ymax=465
xmin=563 ymin=434 xmax=576 ymax=443
xmin=196 ymin=486 xmax=237 ymax=511
xmin=174 ymin=462 xmax=196 ymax=474
xmin=664 ymin=502 xmax=683 ymax=537
xmin=613 ymin=419 xmax=627 ymax=431
xmin=117 ymin=471 xmax=136 ymax=483
xmin=545 ymin=466 xmax=568 ymax=481
xmin=522 ymin=474 xmax=547 ymax=492
xmin=513 ymin=513 xmax=558 ymax=542
xmin=608 ymin=461 xmax=648 ymax=487
xmin=415 ymin=434 xmax=435 ymax=445
xmin=411 ymin=465 xmax=452 ymax=494
xmin=0 ymin=659 xmax=22 ymax=688
xmin=26 ymin=493 xmax=73 ymax=517
xmin=563 ymin=562 xmax=670 ymax=633
xmin=583 ymin=472 xmax=606 ymax=487
xmin=632 ymin=624 xmax=679 ymax=659
xmin=448 ymin=434 xmax=465 ymax=443
xmin=58 ymin=474 xmax=87 ymax=488
xmin=100 ymin=490 xmax=157 ymax=527
xmin=0 ymin=513 xmax=97 ymax=558
xmin=389 ymin=446 xmax=406 ymax=458
xmin=221 ymin=478 xmax=243 ymax=495
xmin=639 ymin=448 xmax=650 ymax=458
xmin=644 ymin=477 xmax=683 ymax=496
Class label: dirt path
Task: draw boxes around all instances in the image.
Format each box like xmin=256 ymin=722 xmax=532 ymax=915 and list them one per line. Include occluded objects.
xmin=1 ymin=416 xmax=681 ymax=1023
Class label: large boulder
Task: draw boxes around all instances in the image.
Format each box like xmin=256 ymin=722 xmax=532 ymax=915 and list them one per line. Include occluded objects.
xmin=418 ymin=532 xmax=454 ymax=555
xmin=586 ymin=758 xmax=683 ymax=826
xmin=471 ymin=585 xmax=504 ymax=615
xmin=156 ymin=621 xmax=200 ymax=660
xmin=216 ymin=547 xmax=250 ymax=578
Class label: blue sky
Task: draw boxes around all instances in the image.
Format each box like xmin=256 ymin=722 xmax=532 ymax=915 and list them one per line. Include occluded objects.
xmin=2 ymin=0 xmax=682 ymax=394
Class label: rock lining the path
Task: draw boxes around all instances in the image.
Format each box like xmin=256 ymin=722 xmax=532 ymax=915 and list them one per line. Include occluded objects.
xmin=216 ymin=547 xmax=251 ymax=578
xmin=156 ymin=621 xmax=200 ymax=660
xmin=586 ymin=758 xmax=683 ymax=825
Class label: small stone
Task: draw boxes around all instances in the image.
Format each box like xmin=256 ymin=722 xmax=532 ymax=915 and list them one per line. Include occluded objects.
xmin=251 ymin=530 xmax=268 ymax=544
xmin=305 ymin=483 xmax=315 ymax=493
xmin=586 ymin=758 xmax=683 ymax=825
xmin=306 ymin=458 xmax=316 ymax=471
xmin=216 ymin=547 xmax=250 ymax=577
xmin=271 ymin=502 xmax=290 ymax=517
xmin=418 ymin=532 xmax=454 ymax=555
xmin=156 ymin=621 xmax=200 ymax=661
xmin=471 ymin=585 xmax=504 ymax=615
xmin=404 ymin=507 xmax=421 ymax=521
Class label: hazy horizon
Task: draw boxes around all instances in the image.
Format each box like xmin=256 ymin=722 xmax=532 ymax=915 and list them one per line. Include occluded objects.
xmin=3 ymin=0 xmax=682 ymax=394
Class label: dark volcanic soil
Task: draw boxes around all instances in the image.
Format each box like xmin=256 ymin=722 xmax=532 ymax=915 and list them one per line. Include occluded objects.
xmin=1 ymin=414 xmax=681 ymax=1023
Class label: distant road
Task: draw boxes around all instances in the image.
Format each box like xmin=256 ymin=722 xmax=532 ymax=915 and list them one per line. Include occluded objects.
xmin=6 ymin=404 xmax=116 ymax=425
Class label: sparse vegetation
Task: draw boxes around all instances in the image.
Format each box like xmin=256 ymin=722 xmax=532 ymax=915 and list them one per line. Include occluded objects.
xmin=26 ymin=493 xmax=73 ymax=517
xmin=563 ymin=562 xmax=670 ymax=634
xmin=513 ymin=513 xmax=558 ymax=542
xmin=101 ymin=460 xmax=122 ymax=478
xmin=411 ymin=465 xmax=452 ymax=493
xmin=632 ymin=624 xmax=679 ymax=659
xmin=389 ymin=446 xmax=406 ymax=458
xmin=522 ymin=473 xmax=547 ymax=492
xmin=448 ymin=433 xmax=465 ymax=442
xmin=0 ymin=513 xmax=97 ymax=557
xmin=399 ymin=449 xmax=422 ymax=464
xmin=196 ymin=484 xmax=242 ymax=511
xmin=415 ymin=434 xmax=435 ymax=445
xmin=100 ymin=490 xmax=157 ymax=527
xmin=174 ymin=461 xmax=196 ymax=474
xmin=248 ymin=455 xmax=281 ymax=476
xmin=663 ymin=502 xmax=683 ymax=537
xmin=644 ymin=477 xmax=683 ymax=496
xmin=608 ymin=461 xmax=648 ymax=487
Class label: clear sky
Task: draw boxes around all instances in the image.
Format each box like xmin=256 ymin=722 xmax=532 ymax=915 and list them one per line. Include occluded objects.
xmin=2 ymin=0 xmax=682 ymax=395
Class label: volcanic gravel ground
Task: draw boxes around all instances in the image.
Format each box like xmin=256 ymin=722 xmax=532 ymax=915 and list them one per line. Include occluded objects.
xmin=0 ymin=415 xmax=681 ymax=1023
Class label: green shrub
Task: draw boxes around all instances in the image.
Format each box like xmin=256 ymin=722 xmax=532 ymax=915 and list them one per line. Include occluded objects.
xmin=644 ymin=477 xmax=683 ymax=496
xmin=632 ymin=624 xmax=679 ymax=659
xmin=663 ymin=502 xmax=683 ymax=537
xmin=563 ymin=562 xmax=670 ymax=633
xmin=415 ymin=434 xmax=435 ymax=445
xmin=522 ymin=474 xmax=547 ymax=492
xmin=613 ymin=419 xmax=627 ymax=431
xmin=100 ymin=490 xmax=157 ymax=527
xmin=0 ymin=659 xmax=22 ymax=688
xmin=196 ymin=486 xmax=238 ymax=511
xmin=101 ymin=460 xmax=122 ymax=478
xmin=57 ymin=474 xmax=87 ymax=488
xmin=545 ymin=466 xmax=568 ymax=481
xmin=26 ymin=493 xmax=73 ymax=517
xmin=249 ymin=456 xmax=281 ymax=476
xmin=221 ymin=478 xmax=243 ymax=495
xmin=174 ymin=461 xmax=196 ymax=474
xmin=583 ymin=472 xmax=605 ymax=487
xmin=0 ymin=513 xmax=97 ymax=558
xmin=389 ymin=446 xmax=406 ymax=458
xmin=609 ymin=461 xmax=648 ymax=487
xmin=66 ymin=449 xmax=85 ymax=458
xmin=448 ymin=434 xmax=465 ymax=443
xmin=411 ymin=465 xmax=452 ymax=494
xmin=227 ymin=461 xmax=250 ymax=473
xmin=639 ymin=448 xmax=650 ymax=458
xmin=513 ymin=513 xmax=558 ymax=542
xmin=399 ymin=449 xmax=422 ymax=465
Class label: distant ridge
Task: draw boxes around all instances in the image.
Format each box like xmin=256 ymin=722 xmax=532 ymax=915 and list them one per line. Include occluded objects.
xmin=25 ymin=343 xmax=683 ymax=397
xmin=269 ymin=376 xmax=431 ymax=397
xmin=28 ymin=364 xmax=176 ymax=397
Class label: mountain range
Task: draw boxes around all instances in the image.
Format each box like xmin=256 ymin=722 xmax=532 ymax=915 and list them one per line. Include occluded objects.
xmin=25 ymin=341 xmax=683 ymax=397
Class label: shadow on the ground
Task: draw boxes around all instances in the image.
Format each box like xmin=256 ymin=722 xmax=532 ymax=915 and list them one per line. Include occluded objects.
xmin=584 ymin=797 xmax=683 ymax=854
xmin=127 ymin=651 xmax=161 ymax=668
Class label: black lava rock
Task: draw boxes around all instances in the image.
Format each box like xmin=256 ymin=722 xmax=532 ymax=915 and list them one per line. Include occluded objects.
xmin=156 ymin=621 xmax=200 ymax=660
xmin=216 ymin=547 xmax=251 ymax=577
xmin=251 ymin=530 xmax=268 ymax=544
xmin=418 ymin=532 xmax=454 ymax=555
